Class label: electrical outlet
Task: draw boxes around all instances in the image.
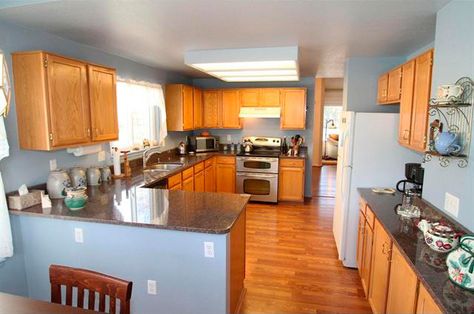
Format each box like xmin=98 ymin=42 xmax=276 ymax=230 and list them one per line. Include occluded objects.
xmin=74 ymin=228 xmax=84 ymax=243
xmin=49 ymin=159 xmax=57 ymax=171
xmin=98 ymin=151 xmax=106 ymax=162
xmin=444 ymin=193 xmax=460 ymax=218
xmin=204 ymin=241 xmax=214 ymax=258
xmin=147 ymin=280 xmax=157 ymax=295
xmin=226 ymin=134 xmax=232 ymax=142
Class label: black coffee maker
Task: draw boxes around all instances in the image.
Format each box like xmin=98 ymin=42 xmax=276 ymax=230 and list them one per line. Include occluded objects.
xmin=397 ymin=163 xmax=424 ymax=196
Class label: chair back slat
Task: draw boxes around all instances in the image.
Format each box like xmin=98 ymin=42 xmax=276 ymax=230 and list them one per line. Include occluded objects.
xmin=49 ymin=264 xmax=132 ymax=314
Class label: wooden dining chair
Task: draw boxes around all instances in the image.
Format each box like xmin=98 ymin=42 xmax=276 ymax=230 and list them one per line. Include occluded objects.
xmin=49 ymin=264 xmax=133 ymax=314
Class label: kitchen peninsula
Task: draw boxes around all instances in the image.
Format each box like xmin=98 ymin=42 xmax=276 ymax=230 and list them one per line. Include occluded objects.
xmin=9 ymin=170 xmax=249 ymax=314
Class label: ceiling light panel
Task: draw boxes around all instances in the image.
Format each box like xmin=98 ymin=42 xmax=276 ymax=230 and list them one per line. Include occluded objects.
xmin=209 ymin=69 xmax=297 ymax=77
xmin=222 ymin=76 xmax=299 ymax=82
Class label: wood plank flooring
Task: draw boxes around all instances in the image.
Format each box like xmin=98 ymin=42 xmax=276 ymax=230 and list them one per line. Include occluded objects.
xmin=241 ymin=197 xmax=371 ymax=314
xmin=312 ymin=166 xmax=337 ymax=198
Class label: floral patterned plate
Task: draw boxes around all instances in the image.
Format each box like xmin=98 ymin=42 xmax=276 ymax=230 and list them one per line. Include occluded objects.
xmin=446 ymin=235 xmax=474 ymax=291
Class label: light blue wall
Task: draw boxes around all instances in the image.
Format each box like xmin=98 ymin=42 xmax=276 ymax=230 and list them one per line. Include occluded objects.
xmin=0 ymin=19 xmax=191 ymax=193
xmin=11 ymin=214 xmax=228 ymax=314
xmin=422 ymin=0 xmax=474 ymax=230
xmin=343 ymin=57 xmax=406 ymax=113
xmin=192 ymin=78 xmax=315 ymax=197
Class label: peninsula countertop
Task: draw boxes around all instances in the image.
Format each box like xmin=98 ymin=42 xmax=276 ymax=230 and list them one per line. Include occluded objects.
xmin=9 ymin=176 xmax=250 ymax=234
xmin=358 ymin=188 xmax=474 ymax=314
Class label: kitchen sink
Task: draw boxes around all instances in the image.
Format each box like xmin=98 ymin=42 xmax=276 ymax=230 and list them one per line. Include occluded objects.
xmin=145 ymin=163 xmax=184 ymax=171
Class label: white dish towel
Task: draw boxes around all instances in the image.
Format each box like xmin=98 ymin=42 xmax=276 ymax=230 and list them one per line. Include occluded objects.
xmin=0 ymin=117 xmax=12 ymax=262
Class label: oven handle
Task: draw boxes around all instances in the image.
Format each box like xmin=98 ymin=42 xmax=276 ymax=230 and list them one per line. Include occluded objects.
xmin=236 ymin=157 xmax=279 ymax=163
xmin=236 ymin=172 xmax=278 ymax=178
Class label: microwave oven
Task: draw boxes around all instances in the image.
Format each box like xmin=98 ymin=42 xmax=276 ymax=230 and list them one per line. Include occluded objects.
xmin=187 ymin=136 xmax=219 ymax=153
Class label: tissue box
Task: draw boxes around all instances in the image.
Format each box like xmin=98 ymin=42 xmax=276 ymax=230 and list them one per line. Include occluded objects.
xmin=8 ymin=190 xmax=43 ymax=210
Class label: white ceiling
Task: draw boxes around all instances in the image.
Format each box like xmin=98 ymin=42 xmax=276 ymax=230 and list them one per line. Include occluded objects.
xmin=0 ymin=0 xmax=449 ymax=78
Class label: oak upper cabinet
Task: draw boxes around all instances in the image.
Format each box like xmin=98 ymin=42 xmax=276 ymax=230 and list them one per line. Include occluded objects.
xmin=239 ymin=89 xmax=259 ymax=106
xmin=88 ymin=65 xmax=118 ymax=142
xmin=278 ymin=158 xmax=305 ymax=202
xmin=165 ymin=84 xmax=194 ymax=131
xmin=387 ymin=67 xmax=403 ymax=103
xmin=193 ymin=87 xmax=203 ymax=129
xmin=260 ymin=88 xmax=281 ymax=106
xmin=202 ymin=90 xmax=220 ymax=128
xmin=215 ymin=156 xmax=236 ymax=193
xmin=280 ymin=88 xmax=307 ymax=130
xmin=386 ymin=245 xmax=419 ymax=314
xmin=368 ymin=219 xmax=392 ymax=314
xmin=399 ymin=60 xmax=416 ymax=146
xmin=416 ymin=283 xmax=443 ymax=314
xmin=409 ymin=50 xmax=433 ymax=152
xmin=377 ymin=73 xmax=389 ymax=104
xmin=12 ymin=51 xmax=118 ymax=151
xmin=221 ymin=90 xmax=241 ymax=129
xmin=204 ymin=157 xmax=216 ymax=192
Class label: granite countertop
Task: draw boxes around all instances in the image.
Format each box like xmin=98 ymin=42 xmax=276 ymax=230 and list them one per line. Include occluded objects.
xmin=358 ymin=188 xmax=474 ymax=314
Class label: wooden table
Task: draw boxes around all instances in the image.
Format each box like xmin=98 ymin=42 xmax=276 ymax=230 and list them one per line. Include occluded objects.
xmin=0 ymin=292 xmax=96 ymax=313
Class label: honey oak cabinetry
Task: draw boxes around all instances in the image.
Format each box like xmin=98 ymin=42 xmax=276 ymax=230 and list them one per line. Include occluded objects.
xmin=215 ymin=156 xmax=236 ymax=193
xmin=416 ymin=283 xmax=443 ymax=314
xmin=193 ymin=87 xmax=203 ymax=129
xmin=280 ymin=89 xmax=307 ymax=130
xmin=194 ymin=163 xmax=205 ymax=192
xmin=182 ymin=167 xmax=194 ymax=192
xmin=12 ymin=51 xmax=118 ymax=151
xmin=240 ymin=88 xmax=281 ymax=107
xmin=377 ymin=73 xmax=389 ymax=104
xmin=357 ymin=203 xmax=374 ymax=297
xmin=202 ymin=90 xmax=220 ymax=128
xmin=399 ymin=60 xmax=416 ymax=147
xmin=378 ymin=67 xmax=403 ymax=105
xmin=204 ymin=157 xmax=216 ymax=192
xmin=167 ymin=173 xmax=182 ymax=190
xmin=165 ymin=84 xmax=194 ymax=131
xmin=221 ymin=90 xmax=241 ymax=128
xmin=278 ymin=158 xmax=305 ymax=202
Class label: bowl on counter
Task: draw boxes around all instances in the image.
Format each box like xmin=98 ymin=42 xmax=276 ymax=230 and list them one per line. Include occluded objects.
xmin=64 ymin=187 xmax=88 ymax=211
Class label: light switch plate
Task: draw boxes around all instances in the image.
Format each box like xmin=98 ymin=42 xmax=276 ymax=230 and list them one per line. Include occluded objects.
xmin=444 ymin=192 xmax=460 ymax=218
xmin=49 ymin=159 xmax=57 ymax=171
xmin=74 ymin=228 xmax=84 ymax=243
xmin=147 ymin=280 xmax=157 ymax=295
xmin=204 ymin=241 xmax=214 ymax=258
xmin=98 ymin=151 xmax=106 ymax=162
xmin=226 ymin=134 xmax=232 ymax=142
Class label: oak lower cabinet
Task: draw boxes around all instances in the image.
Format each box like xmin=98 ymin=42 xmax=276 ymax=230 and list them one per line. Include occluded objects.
xmin=386 ymin=245 xmax=419 ymax=314
xmin=368 ymin=219 xmax=392 ymax=314
xmin=215 ymin=156 xmax=236 ymax=193
xmin=12 ymin=51 xmax=118 ymax=150
xmin=280 ymin=89 xmax=307 ymax=130
xmin=167 ymin=173 xmax=182 ymax=190
xmin=194 ymin=168 xmax=205 ymax=192
xmin=278 ymin=158 xmax=305 ymax=202
xmin=360 ymin=206 xmax=374 ymax=297
xmin=165 ymin=84 xmax=194 ymax=131
xmin=416 ymin=283 xmax=443 ymax=314
xmin=204 ymin=157 xmax=216 ymax=192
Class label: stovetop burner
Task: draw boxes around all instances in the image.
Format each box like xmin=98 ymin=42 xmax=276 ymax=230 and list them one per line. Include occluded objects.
xmin=238 ymin=136 xmax=282 ymax=158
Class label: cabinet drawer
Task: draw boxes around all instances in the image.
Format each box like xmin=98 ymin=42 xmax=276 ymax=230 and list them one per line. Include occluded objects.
xmin=280 ymin=158 xmax=304 ymax=168
xmin=216 ymin=156 xmax=235 ymax=165
xmin=182 ymin=167 xmax=194 ymax=180
xmin=365 ymin=206 xmax=375 ymax=229
xmin=194 ymin=162 xmax=204 ymax=173
xmin=168 ymin=173 xmax=182 ymax=188
xmin=205 ymin=157 xmax=215 ymax=168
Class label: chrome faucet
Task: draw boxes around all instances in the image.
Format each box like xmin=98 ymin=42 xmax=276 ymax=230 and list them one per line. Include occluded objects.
xmin=143 ymin=146 xmax=161 ymax=169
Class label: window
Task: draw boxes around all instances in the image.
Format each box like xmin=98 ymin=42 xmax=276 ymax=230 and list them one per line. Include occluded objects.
xmin=112 ymin=80 xmax=167 ymax=151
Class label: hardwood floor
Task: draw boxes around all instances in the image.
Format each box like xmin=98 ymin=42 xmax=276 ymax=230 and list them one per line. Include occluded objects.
xmin=241 ymin=197 xmax=371 ymax=314
xmin=312 ymin=166 xmax=337 ymax=198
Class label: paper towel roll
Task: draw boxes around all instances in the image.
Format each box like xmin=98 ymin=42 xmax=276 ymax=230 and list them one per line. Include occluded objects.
xmin=113 ymin=148 xmax=121 ymax=176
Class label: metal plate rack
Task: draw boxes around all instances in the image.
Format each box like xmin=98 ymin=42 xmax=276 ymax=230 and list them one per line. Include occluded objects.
xmin=424 ymin=77 xmax=473 ymax=168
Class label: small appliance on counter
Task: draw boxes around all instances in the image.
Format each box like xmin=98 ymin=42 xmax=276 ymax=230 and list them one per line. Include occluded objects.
xmin=186 ymin=136 xmax=219 ymax=153
xmin=396 ymin=163 xmax=424 ymax=196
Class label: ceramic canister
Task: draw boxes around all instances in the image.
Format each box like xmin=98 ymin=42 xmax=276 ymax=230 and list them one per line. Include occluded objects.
xmin=69 ymin=167 xmax=87 ymax=187
xmin=87 ymin=167 xmax=102 ymax=186
xmin=47 ymin=169 xmax=72 ymax=199
xmin=100 ymin=166 xmax=112 ymax=182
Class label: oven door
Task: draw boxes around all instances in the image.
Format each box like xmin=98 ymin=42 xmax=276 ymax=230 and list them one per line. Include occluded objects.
xmin=236 ymin=172 xmax=278 ymax=203
xmin=236 ymin=157 xmax=279 ymax=173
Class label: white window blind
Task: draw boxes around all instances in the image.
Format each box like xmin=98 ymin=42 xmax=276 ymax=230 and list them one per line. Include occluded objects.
xmin=112 ymin=79 xmax=167 ymax=151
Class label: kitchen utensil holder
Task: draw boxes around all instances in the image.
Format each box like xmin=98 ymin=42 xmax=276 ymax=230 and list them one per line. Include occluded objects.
xmin=424 ymin=77 xmax=473 ymax=168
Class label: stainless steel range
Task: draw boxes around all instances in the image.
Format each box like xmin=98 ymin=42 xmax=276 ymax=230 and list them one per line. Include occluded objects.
xmin=236 ymin=136 xmax=281 ymax=203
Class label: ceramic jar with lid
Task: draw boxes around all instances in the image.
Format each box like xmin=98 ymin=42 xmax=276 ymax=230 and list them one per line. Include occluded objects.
xmin=69 ymin=167 xmax=87 ymax=187
xmin=87 ymin=167 xmax=102 ymax=186
xmin=47 ymin=170 xmax=71 ymax=199
xmin=100 ymin=166 xmax=112 ymax=182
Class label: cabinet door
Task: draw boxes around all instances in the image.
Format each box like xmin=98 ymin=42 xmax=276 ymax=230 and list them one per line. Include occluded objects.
xmin=368 ymin=219 xmax=392 ymax=314
xmin=183 ymin=85 xmax=194 ymax=130
xmin=182 ymin=176 xmax=194 ymax=191
xmin=387 ymin=67 xmax=402 ymax=103
xmin=193 ymin=87 xmax=203 ymax=129
xmin=278 ymin=166 xmax=305 ymax=201
xmin=194 ymin=170 xmax=205 ymax=192
xmin=216 ymin=163 xmax=236 ymax=193
xmin=357 ymin=212 xmax=366 ymax=273
xmin=361 ymin=222 xmax=374 ymax=297
xmin=239 ymin=89 xmax=259 ymax=107
xmin=260 ymin=88 xmax=280 ymax=107
xmin=46 ymin=54 xmax=90 ymax=147
xmin=280 ymin=89 xmax=306 ymax=130
xmin=386 ymin=245 xmax=418 ymax=314
xmin=205 ymin=163 xmax=216 ymax=192
xmin=399 ymin=60 xmax=416 ymax=146
xmin=410 ymin=50 xmax=433 ymax=152
xmin=416 ymin=283 xmax=443 ymax=314
xmin=221 ymin=90 xmax=241 ymax=129
xmin=169 ymin=183 xmax=182 ymax=191
xmin=203 ymin=90 xmax=219 ymax=128
xmin=88 ymin=65 xmax=118 ymax=142
xmin=377 ymin=73 xmax=389 ymax=104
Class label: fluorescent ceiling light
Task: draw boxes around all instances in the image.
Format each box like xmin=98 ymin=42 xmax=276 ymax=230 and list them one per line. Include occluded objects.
xmin=185 ymin=46 xmax=299 ymax=82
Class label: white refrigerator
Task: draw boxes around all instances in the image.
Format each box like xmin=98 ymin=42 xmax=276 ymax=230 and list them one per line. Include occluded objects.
xmin=333 ymin=112 xmax=421 ymax=268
